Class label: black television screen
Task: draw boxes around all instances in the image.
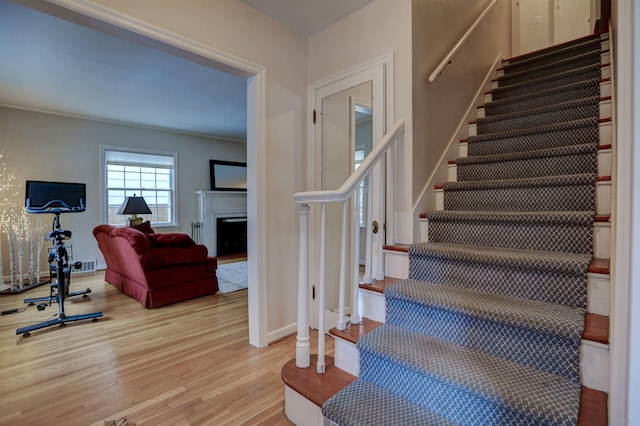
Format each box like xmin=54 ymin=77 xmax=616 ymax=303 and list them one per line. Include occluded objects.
xmin=25 ymin=180 xmax=86 ymax=212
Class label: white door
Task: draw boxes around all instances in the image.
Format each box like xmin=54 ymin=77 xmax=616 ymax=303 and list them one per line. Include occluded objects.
xmin=513 ymin=0 xmax=552 ymax=55
xmin=554 ymin=0 xmax=592 ymax=44
xmin=512 ymin=0 xmax=594 ymax=56
xmin=309 ymin=63 xmax=385 ymax=329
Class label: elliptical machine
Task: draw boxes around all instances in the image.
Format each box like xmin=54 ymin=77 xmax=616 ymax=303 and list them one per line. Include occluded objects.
xmin=16 ymin=181 xmax=103 ymax=337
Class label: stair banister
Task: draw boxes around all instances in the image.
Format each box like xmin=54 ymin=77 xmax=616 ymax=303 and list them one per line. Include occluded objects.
xmin=294 ymin=120 xmax=405 ymax=372
xmin=428 ymin=0 xmax=497 ymax=83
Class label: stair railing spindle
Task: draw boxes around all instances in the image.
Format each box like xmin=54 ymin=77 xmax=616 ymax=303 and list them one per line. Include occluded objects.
xmin=363 ymin=171 xmax=374 ymax=284
xmin=337 ymin=200 xmax=348 ymax=331
xmin=351 ymin=189 xmax=362 ymax=325
xmin=317 ymin=203 xmax=327 ymax=374
xmin=376 ymin=154 xmax=387 ymax=280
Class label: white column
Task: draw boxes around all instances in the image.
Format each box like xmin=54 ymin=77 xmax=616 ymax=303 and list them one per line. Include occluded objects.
xmin=296 ymin=204 xmax=310 ymax=368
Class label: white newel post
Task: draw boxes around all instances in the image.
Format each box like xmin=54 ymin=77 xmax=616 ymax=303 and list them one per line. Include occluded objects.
xmin=296 ymin=204 xmax=310 ymax=369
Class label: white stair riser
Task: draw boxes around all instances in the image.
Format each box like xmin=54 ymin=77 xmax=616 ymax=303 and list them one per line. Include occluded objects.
xmin=581 ymin=340 xmax=610 ymax=392
xmin=593 ymin=222 xmax=610 ymax=259
xmin=334 ymin=338 xmax=360 ymax=376
xmin=383 ymin=249 xmax=409 ymax=280
xmin=588 ymin=272 xmax=610 ymax=316
xmin=596 ymin=180 xmax=611 ymax=216
xmin=420 ymin=219 xmax=611 ymax=260
xmin=361 ymin=289 xmax=386 ymax=323
xmin=284 ymin=386 xmax=325 ymax=426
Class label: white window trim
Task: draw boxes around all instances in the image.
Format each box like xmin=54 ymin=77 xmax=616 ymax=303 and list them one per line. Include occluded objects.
xmin=101 ymin=145 xmax=178 ymax=227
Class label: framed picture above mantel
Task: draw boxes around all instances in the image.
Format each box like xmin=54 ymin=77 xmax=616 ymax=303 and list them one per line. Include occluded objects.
xmin=209 ymin=160 xmax=247 ymax=191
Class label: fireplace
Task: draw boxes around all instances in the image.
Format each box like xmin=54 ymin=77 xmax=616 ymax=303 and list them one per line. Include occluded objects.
xmin=216 ymin=217 xmax=247 ymax=256
xmin=195 ymin=191 xmax=247 ymax=257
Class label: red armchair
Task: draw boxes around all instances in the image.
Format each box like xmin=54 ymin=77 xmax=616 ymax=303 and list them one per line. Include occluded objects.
xmin=93 ymin=223 xmax=218 ymax=308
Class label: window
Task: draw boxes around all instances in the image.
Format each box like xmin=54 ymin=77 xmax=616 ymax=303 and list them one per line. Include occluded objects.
xmin=103 ymin=147 xmax=177 ymax=226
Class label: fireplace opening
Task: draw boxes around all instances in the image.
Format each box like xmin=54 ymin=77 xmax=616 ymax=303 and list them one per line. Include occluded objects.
xmin=216 ymin=217 xmax=247 ymax=256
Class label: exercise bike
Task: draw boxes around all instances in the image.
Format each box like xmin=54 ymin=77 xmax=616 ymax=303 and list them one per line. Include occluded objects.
xmin=23 ymin=218 xmax=93 ymax=308
xmin=16 ymin=181 xmax=103 ymax=337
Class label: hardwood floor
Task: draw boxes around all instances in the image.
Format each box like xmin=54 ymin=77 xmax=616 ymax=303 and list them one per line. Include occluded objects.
xmin=0 ymin=272 xmax=329 ymax=425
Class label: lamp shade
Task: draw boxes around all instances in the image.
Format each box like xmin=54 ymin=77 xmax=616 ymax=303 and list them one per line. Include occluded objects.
xmin=117 ymin=195 xmax=152 ymax=216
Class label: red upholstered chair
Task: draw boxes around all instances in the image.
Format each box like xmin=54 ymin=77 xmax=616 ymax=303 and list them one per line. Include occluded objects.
xmin=93 ymin=223 xmax=218 ymax=308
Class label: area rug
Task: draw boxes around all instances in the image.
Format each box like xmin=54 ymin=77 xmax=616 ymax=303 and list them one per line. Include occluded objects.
xmin=217 ymin=260 xmax=248 ymax=294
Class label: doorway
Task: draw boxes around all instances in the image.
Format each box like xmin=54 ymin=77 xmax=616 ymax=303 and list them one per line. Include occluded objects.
xmin=12 ymin=0 xmax=269 ymax=347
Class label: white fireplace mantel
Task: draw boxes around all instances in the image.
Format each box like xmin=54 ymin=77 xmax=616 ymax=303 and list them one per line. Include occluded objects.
xmin=195 ymin=191 xmax=247 ymax=256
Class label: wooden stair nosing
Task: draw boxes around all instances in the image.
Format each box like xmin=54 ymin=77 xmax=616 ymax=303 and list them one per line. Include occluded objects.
xmin=282 ymin=355 xmax=356 ymax=408
xmin=329 ymin=318 xmax=383 ymax=344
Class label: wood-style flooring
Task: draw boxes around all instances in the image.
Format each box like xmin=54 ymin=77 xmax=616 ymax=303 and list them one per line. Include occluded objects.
xmin=0 ymin=272 xmax=328 ymax=425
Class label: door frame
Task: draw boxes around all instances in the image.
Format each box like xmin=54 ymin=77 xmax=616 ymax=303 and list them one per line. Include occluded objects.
xmin=29 ymin=0 xmax=270 ymax=347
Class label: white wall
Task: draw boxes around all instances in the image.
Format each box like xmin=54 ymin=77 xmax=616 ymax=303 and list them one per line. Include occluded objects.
xmin=411 ymin=0 xmax=511 ymax=240
xmin=0 ymin=107 xmax=245 ymax=271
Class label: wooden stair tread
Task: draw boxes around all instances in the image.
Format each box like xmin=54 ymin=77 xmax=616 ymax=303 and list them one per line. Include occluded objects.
xmin=281 ymin=355 xmax=355 ymax=407
xmin=583 ymin=313 xmax=609 ymax=344
xmin=359 ymin=276 xmax=402 ymax=293
xmin=383 ymin=243 xmax=411 ymax=252
xmin=588 ymin=258 xmax=610 ymax=274
xmin=329 ymin=318 xmax=383 ymax=344
xmin=578 ymin=387 xmax=608 ymax=425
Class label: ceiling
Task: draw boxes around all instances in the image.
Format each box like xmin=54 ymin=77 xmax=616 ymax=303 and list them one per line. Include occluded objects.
xmin=0 ymin=0 xmax=375 ymax=141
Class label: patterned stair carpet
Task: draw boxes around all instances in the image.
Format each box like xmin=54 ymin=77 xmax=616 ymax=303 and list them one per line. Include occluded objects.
xmin=323 ymin=32 xmax=608 ymax=425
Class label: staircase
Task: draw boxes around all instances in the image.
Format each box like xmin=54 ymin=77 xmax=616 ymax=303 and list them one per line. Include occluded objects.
xmin=284 ymin=32 xmax=611 ymax=425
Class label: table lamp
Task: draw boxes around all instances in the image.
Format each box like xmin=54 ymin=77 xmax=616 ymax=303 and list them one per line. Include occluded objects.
xmin=117 ymin=194 xmax=152 ymax=226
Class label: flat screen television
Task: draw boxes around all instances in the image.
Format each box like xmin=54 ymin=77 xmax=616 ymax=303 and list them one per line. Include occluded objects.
xmin=25 ymin=180 xmax=86 ymax=213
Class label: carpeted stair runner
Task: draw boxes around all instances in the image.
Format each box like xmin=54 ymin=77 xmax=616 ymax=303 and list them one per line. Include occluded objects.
xmin=489 ymin=63 xmax=601 ymax=101
xmin=323 ymin=32 xmax=607 ymax=425
xmin=483 ymin=80 xmax=600 ymax=117
xmin=442 ymin=174 xmax=596 ymax=212
xmin=456 ymin=144 xmax=597 ymax=181
xmin=478 ymin=96 xmax=600 ymax=133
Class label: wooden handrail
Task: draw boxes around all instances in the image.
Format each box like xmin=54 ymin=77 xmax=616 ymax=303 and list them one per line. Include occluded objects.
xmin=294 ymin=120 xmax=404 ymax=204
xmin=428 ymin=0 xmax=497 ymax=82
